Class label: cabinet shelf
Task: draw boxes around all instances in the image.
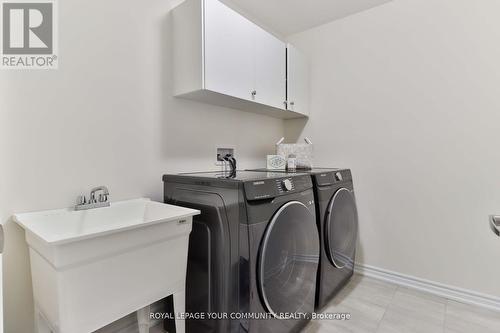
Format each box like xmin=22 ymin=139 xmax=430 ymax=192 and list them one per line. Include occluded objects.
xmin=177 ymin=90 xmax=307 ymax=119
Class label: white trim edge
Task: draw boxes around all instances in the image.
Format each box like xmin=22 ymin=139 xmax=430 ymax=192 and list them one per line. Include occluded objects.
xmin=355 ymin=263 xmax=500 ymax=312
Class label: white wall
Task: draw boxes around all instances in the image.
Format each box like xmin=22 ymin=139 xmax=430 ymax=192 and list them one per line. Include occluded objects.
xmin=0 ymin=0 xmax=283 ymax=332
xmin=287 ymin=0 xmax=500 ymax=297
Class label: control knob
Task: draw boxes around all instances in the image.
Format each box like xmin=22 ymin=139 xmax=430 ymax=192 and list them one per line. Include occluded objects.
xmin=282 ymin=179 xmax=293 ymax=191
xmin=335 ymin=172 xmax=343 ymax=181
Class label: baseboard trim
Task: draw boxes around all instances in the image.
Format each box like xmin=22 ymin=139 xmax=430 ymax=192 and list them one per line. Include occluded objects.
xmin=354 ymin=263 xmax=500 ymax=312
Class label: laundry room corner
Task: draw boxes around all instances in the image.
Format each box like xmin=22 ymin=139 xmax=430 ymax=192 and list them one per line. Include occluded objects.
xmin=285 ymin=0 xmax=500 ymax=299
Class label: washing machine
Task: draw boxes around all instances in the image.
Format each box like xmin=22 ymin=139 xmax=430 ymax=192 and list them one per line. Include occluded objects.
xmin=248 ymin=168 xmax=359 ymax=310
xmin=163 ymin=171 xmax=320 ymax=333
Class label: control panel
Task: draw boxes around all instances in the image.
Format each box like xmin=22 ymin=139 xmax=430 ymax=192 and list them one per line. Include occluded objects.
xmin=244 ymin=175 xmax=312 ymax=201
xmin=314 ymin=169 xmax=352 ymax=186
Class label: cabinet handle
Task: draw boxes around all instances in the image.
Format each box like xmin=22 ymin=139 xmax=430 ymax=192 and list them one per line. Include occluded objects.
xmin=290 ymin=101 xmax=295 ymax=106
xmin=251 ymin=90 xmax=257 ymax=97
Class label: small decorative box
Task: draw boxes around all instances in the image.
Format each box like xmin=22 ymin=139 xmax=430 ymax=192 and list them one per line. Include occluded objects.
xmin=267 ymin=155 xmax=286 ymax=170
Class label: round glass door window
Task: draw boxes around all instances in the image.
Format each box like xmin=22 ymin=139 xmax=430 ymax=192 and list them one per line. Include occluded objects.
xmin=325 ymin=188 xmax=358 ymax=269
xmin=258 ymin=201 xmax=319 ymax=317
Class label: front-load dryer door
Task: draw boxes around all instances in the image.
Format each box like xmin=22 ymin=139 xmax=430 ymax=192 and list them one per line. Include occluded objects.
xmin=325 ymin=188 xmax=358 ymax=269
xmin=258 ymin=201 xmax=319 ymax=317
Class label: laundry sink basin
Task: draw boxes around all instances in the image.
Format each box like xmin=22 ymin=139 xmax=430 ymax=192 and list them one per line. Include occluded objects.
xmin=14 ymin=198 xmax=199 ymax=333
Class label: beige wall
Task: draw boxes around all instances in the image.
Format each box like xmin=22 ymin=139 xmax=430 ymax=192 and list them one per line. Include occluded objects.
xmin=0 ymin=0 xmax=283 ymax=331
xmin=287 ymin=0 xmax=500 ymax=297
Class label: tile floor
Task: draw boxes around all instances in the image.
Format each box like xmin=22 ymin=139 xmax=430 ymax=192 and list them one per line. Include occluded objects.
xmin=151 ymin=274 xmax=500 ymax=333
xmin=304 ymin=274 xmax=500 ymax=333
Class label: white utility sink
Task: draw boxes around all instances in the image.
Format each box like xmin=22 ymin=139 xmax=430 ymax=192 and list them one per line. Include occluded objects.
xmin=14 ymin=198 xmax=200 ymax=333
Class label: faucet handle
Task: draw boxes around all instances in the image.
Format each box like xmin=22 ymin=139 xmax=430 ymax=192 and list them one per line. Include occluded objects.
xmin=77 ymin=195 xmax=87 ymax=205
xmin=98 ymin=194 xmax=108 ymax=203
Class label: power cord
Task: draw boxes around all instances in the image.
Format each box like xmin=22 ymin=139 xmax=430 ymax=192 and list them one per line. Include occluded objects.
xmin=223 ymin=154 xmax=237 ymax=178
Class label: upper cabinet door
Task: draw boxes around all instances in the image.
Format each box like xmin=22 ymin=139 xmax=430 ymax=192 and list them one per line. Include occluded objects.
xmin=287 ymin=44 xmax=310 ymax=116
xmin=203 ymin=0 xmax=255 ymax=101
xmin=254 ymin=26 xmax=286 ymax=110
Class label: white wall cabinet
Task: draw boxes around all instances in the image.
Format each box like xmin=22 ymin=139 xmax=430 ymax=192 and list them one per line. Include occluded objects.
xmin=286 ymin=44 xmax=310 ymax=116
xmin=203 ymin=0 xmax=255 ymax=102
xmin=173 ymin=0 xmax=304 ymax=119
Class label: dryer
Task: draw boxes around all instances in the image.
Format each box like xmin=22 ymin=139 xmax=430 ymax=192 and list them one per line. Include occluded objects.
xmin=163 ymin=171 xmax=320 ymax=333
xmin=311 ymin=169 xmax=358 ymax=310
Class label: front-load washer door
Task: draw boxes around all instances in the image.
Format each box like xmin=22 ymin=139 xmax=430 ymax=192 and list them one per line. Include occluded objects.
xmin=258 ymin=201 xmax=319 ymax=317
xmin=325 ymin=188 xmax=358 ymax=269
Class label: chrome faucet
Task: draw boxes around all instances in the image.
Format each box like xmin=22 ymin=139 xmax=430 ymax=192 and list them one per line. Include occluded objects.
xmin=75 ymin=186 xmax=111 ymax=211
xmin=90 ymin=186 xmax=110 ymax=203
